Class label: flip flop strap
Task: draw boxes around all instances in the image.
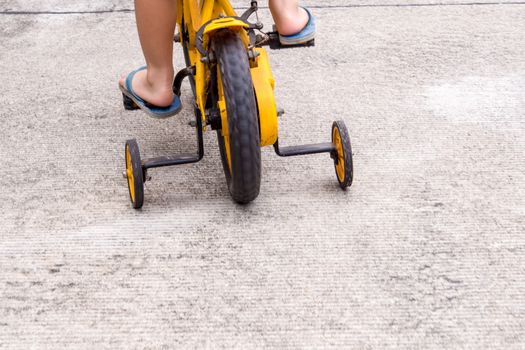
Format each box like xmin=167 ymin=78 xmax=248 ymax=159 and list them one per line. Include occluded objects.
xmin=125 ymin=66 xmax=147 ymax=104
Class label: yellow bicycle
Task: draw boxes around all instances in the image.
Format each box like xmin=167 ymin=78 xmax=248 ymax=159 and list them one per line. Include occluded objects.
xmin=123 ymin=0 xmax=353 ymax=209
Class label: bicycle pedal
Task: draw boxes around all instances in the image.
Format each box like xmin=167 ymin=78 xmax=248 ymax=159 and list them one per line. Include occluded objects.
xmin=122 ymin=93 xmax=139 ymax=110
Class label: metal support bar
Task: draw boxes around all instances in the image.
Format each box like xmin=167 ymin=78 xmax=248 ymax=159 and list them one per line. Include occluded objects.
xmin=273 ymin=140 xmax=335 ymax=157
xmin=143 ymin=154 xmax=200 ymax=169
xmin=173 ymin=66 xmax=195 ymax=97
xmin=142 ymin=105 xmax=205 ymax=171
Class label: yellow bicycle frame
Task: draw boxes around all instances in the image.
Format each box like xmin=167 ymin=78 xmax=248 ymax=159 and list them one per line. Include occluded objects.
xmin=178 ymin=0 xmax=278 ymax=146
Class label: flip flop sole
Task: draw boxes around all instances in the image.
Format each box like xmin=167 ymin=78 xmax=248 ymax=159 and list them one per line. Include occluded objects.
xmin=279 ymin=31 xmax=316 ymax=46
xmin=119 ymin=84 xmax=182 ymax=119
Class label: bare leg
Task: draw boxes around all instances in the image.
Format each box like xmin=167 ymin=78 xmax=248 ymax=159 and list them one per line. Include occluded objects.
xmin=119 ymin=0 xmax=178 ymax=107
xmin=269 ymin=0 xmax=309 ymax=35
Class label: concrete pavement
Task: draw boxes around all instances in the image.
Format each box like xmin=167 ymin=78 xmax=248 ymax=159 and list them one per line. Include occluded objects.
xmin=1 ymin=1 xmax=524 ymax=348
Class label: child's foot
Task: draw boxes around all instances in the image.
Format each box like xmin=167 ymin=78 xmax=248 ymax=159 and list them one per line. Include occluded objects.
xmin=118 ymin=67 xmax=174 ymax=108
xmin=119 ymin=66 xmax=182 ymax=119
xmin=279 ymin=7 xmax=316 ymax=46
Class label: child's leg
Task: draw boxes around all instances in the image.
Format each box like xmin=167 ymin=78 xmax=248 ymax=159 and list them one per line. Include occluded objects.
xmin=268 ymin=0 xmax=309 ymax=35
xmin=119 ymin=0 xmax=178 ymax=107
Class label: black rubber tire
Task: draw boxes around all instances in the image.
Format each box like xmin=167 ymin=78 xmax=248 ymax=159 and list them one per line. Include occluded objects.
xmin=331 ymin=121 xmax=353 ymax=189
xmin=125 ymin=139 xmax=144 ymax=209
xmin=212 ymin=30 xmax=261 ymax=204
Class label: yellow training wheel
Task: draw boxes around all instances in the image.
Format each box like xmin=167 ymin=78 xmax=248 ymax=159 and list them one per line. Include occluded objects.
xmin=125 ymin=139 xmax=144 ymax=209
xmin=331 ymin=121 xmax=353 ymax=189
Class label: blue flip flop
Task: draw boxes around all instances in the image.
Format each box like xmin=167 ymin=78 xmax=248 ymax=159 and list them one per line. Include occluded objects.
xmin=279 ymin=7 xmax=316 ymax=46
xmin=119 ymin=66 xmax=182 ymax=119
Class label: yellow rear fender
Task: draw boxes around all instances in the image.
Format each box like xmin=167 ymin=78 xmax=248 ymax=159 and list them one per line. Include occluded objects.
xmin=194 ymin=17 xmax=250 ymax=121
xmin=197 ymin=17 xmax=250 ymax=57
xmin=204 ymin=17 xmax=249 ymax=35
xmin=251 ymin=48 xmax=278 ymax=147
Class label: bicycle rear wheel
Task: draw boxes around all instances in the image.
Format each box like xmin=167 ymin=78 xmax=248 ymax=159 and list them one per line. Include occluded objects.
xmin=212 ymin=29 xmax=261 ymax=204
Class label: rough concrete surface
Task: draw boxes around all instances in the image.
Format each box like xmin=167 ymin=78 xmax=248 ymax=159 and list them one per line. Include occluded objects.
xmin=0 ymin=0 xmax=524 ymax=349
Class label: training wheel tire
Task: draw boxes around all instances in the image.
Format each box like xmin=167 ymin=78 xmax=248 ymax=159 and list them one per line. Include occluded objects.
xmin=125 ymin=139 xmax=144 ymax=209
xmin=331 ymin=120 xmax=353 ymax=189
